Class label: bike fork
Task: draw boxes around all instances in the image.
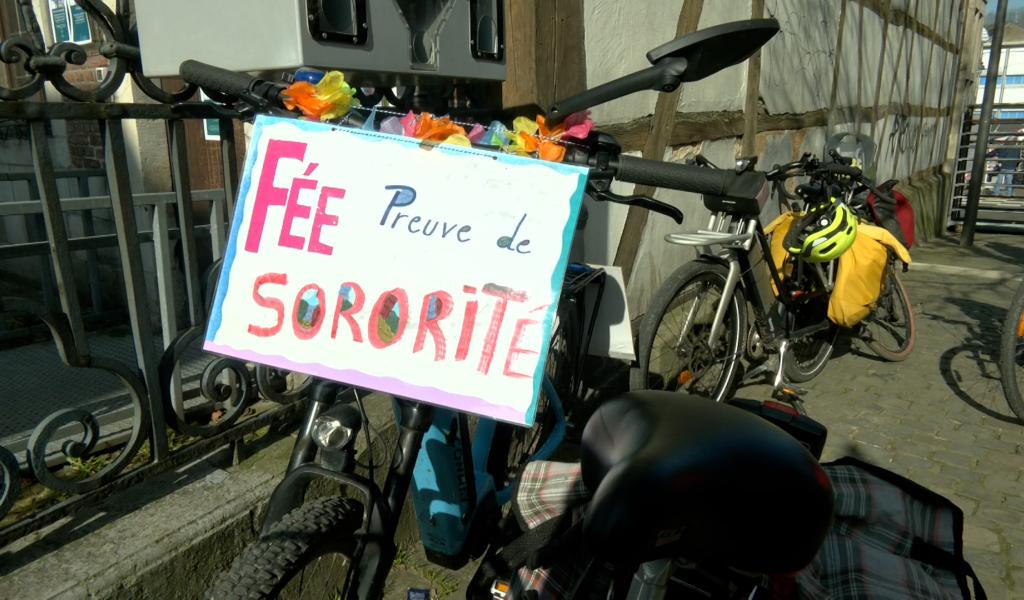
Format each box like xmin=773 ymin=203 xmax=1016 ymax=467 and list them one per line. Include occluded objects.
xmin=674 ymin=255 xmax=742 ymax=351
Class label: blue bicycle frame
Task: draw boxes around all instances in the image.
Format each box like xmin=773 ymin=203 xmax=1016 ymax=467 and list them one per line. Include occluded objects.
xmin=407 ymin=376 xmax=565 ymax=567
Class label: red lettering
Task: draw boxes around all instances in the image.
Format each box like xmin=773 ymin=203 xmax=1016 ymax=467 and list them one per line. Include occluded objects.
xmin=413 ymin=292 xmax=453 ymax=361
xmin=331 ymin=283 xmax=366 ymax=343
xmin=503 ymin=318 xmax=540 ymax=378
xmin=477 ymin=284 xmax=527 ymax=375
xmin=292 ymin=283 xmax=326 ymax=340
xmin=246 ymin=140 xmax=306 ymax=253
xmin=308 ymin=186 xmax=345 ymax=255
xmin=368 ymin=288 xmax=409 ymax=349
xmin=279 ymin=177 xmax=317 ymax=250
xmin=247 ymin=273 xmax=288 ymax=337
xmin=455 ymin=286 xmax=477 ymax=362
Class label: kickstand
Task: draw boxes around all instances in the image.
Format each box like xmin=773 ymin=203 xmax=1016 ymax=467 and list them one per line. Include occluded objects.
xmin=770 ymin=339 xmax=809 ymax=413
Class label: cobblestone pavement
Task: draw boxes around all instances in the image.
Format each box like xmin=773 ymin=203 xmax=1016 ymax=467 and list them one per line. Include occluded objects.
xmin=741 ymin=235 xmax=1024 ymax=599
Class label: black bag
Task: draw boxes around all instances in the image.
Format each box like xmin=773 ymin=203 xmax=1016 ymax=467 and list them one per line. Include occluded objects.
xmin=783 ymin=457 xmax=986 ymax=600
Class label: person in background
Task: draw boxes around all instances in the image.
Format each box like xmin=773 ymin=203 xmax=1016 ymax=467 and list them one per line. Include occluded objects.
xmin=991 ymin=130 xmax=1022 ymax=196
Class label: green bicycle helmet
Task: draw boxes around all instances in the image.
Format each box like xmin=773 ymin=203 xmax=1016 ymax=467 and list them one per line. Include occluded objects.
xmin=783 ymin=198 xmax=858 ymax=263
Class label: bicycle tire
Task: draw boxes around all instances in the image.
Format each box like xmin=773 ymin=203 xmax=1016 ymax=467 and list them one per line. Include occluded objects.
xmin=781 ymin=259 xmax=837 ymax=383
xmin=631 ymin=259 xmax=746 ymax=403
xmin=207 ymin=497 xmax=363 ymax=600
xmin=863 ymin=264 xmax=916 ymax=362
xmin=1000 ymin=280 xmax=1024 ymax=421
xmin=783 ymin=327 xmax=837 ymax=383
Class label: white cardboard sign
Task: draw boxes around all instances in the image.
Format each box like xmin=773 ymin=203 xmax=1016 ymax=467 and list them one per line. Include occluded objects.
xmin=205 ymin=116 xmax=587 ymax=426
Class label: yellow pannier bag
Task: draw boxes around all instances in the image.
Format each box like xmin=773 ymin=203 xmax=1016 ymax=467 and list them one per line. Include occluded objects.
xmin=764 ymin=212 xmax=911 ymax=328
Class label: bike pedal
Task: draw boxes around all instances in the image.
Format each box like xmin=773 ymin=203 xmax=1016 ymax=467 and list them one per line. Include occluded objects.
xmin=772 ymin=384 xmax=808 ymax=400
xmin=490 ymin=579 xmax=511 ymax=599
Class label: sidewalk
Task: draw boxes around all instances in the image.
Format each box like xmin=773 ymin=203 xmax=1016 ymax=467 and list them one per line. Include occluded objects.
xmin=740 ymin=230 xmax=1024 ymax=597
xmin=910 ymin=232 xmax=1024 ymax=280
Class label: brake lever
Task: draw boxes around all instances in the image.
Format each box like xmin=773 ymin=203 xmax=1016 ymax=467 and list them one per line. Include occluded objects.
xmin=592 ymin=189 xmax=684 ymax=224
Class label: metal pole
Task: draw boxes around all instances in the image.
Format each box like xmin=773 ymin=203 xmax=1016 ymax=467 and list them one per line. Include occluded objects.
xmin=963 ymin=0 xmax=1009 ymax=246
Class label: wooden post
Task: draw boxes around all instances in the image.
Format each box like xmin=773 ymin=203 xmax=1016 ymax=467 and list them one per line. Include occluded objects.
xmin=742 ymin=0 xmax=766 ymax=157
xmin=502 ymin=0 xmax=587 ymax=110
xmin=613 ymin=0 xmax=705 ymax=285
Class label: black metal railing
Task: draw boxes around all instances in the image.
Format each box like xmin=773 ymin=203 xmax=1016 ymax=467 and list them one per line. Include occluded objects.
xmin=0 ymin=0 xmax=314 ymax=548
xmin=950 ymin=103 xmax=1024 ymax=229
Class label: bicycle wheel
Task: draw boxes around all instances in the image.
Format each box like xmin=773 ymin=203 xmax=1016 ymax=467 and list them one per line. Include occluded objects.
xmin=489 ymin=314 xmax=574 ymax=484
xmin=631 ymin=260 xmax=746 ymax=403
xmin=863 ymin=262 xmax=916 ymax=361
xmin=207 ymin=497 xmax=363 ymax=600
xmin=783 ymin=295 xmax=838 ymax=383
xmin=999 ymin=280 xmax=1024 ymax=421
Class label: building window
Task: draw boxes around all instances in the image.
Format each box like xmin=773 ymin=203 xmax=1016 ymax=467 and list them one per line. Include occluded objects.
xmin=979 ymin=75 xmax=1024 ymax=88
xmin=48 ymin=0 xmax=92 ymax=44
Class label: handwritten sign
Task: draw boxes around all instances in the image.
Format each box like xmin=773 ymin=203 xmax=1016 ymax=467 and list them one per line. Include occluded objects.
xmin=205 ymin=116 xmax=587 ymax=426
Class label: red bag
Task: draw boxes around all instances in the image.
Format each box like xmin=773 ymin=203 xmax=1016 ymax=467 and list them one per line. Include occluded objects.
xmin=867 ymin=180 xmax=915 ymax=249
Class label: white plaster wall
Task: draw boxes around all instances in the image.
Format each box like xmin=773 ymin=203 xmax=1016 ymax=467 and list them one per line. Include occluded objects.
xmin=761 ymin=0 xmax=841 ymax=114
xmin=583 ymin=0 xmax=686 ymax=125
xmin=677 ymin=0 xmax=752 ymax=113
xmin=580 ymin=0 xmax=972 ymax=317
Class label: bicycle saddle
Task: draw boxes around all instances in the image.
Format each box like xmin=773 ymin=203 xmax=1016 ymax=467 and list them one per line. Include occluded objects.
xmin=580 ymin=392 xmax=833 ymax=573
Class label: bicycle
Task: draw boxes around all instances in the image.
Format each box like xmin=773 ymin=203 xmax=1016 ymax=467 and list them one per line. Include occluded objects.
xmin=840 ymin=161 xmax=917 ymax=363
xmin=1000 ymin=280 xmax=1024 ymax=422
xmin=631 ymin=152 xmax=914 ymax=405
xmin=186 ymin=17 xmax=794 ymax=599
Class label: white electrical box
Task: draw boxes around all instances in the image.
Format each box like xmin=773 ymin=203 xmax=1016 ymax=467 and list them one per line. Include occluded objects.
xmin=134 ymin=0 xmax=506 ymax=84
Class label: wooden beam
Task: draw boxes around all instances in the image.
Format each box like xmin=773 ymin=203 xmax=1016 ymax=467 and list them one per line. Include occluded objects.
xmin=875 ymin=0 xmax=915 ymax=166
xmin=501 ymin=0 xmax=539 ymax=108
xmin=501 ymin=0 xmax=587 ymax=110
xmin=613 ymin=0 xmax=704 ymax=285
xmin=890 ymin=0 xmax=921 ymax=178
xmin=553 ymin=0 xmax=587 ymax=99
xmin=602 ymin=102 xmax=953 ymax=153
xmin=856 ymin=0 xmax=866 ymax=132
xmin=828 ymin=0 xmax=851 ymax=132
xmin=909 ymin=0 xmax=943 ymax=173
xmin=742 ymin=0 xmax=766 ymax=156
xmin=870 ymin=0 xmax=892 ymax=140
xmin=854 ymin=0 xmax=960 ymax=53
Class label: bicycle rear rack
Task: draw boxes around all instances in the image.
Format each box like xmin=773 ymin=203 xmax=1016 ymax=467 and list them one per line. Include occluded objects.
xmin=665 ymin=230 xmax=754 ymax=247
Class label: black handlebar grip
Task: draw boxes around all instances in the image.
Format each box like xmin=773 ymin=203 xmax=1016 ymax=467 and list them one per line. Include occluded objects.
xmin=616 ymin=155 xmax=767 ymax=198
xmin=180 ymin=60 xmax=259 ymax=98
xmin=820 ymin=163 xmax=862 ymax=178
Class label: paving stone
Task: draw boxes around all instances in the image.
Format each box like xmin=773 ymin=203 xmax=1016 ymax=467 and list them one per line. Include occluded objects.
xmin=932 ymin=449 xmax=982 ymax=470
xmin=980 ymin=449 xmax=1024 ymax=470
xmin=963 ymin=523 xmax=1002 ymax=553
xmin=972 ymin=437 xmax=1021 ymax=454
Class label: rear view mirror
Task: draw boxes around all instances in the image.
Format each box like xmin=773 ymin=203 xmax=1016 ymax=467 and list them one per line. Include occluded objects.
xmin=646 ymin=19 xmax=780 ymax=81
xmin=547 ymin=19 xmax=780 ymax=123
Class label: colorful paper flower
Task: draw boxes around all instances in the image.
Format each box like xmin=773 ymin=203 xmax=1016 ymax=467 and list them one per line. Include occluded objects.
xmin=281 ymin=71 xmax=358 ymax=121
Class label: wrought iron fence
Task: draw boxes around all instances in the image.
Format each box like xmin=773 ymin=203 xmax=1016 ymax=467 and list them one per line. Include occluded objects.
xmin=0 ymin=0 xmax=313 ymax=548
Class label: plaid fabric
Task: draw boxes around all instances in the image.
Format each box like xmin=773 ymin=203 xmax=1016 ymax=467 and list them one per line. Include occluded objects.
xmin=511 ymin=460 xmax=972 ymax=599
xmin=793 ymin=463 xmax=966 ymax=599
xmin=513 ymin=460 xmax=588 ymax=530
xmin=510 ymin=462 xmax=589 ymax=599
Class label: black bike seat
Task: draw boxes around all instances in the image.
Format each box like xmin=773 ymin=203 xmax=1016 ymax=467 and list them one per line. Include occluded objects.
xmin=579 ymin=391 xmax=833 ymax=573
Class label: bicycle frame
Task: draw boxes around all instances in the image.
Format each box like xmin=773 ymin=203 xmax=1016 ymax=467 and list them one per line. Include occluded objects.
xmin=666 ymin=209 xmax=836 ymax=374
xmin=259 ymin=377 xmax=565 ymax=598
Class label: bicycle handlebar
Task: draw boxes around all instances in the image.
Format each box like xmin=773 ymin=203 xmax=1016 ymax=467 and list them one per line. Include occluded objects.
xmin=180 ymin=60 xmax=284 ymax=106
xmin=176 ymin=60 xmax=752 ymax=222
xmin=615 ymin=155 xmax=767 ymax=197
